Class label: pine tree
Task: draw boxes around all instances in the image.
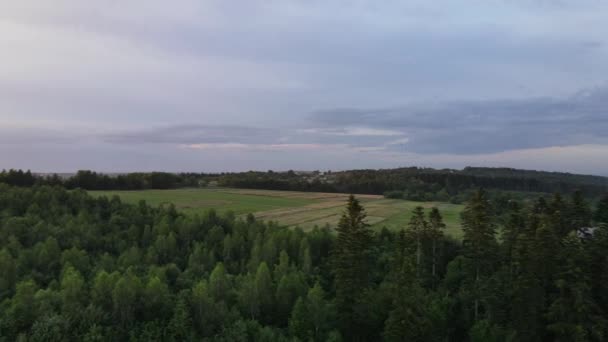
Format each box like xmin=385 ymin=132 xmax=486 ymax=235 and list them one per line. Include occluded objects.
xmin=568 ymin=191 xmax=592 ymax=232
xmin=332 ymin=195 xmax=373 ymax=340
xmin=428 ymin=207 xmax=446 ymax=282
xmin=408 ymin=206 xmax=428 ymax=279
xmin=501 ymin=202 xmax=524 ymax=268
xmin=461 ymin=189 xmax=497 ymax=321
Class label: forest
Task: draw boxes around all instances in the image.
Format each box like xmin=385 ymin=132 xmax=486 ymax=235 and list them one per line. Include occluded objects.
xmin=2 ymin=167 xmax=607 ymax=202
xmin=216 ymin=168 xmax=608 ymax=201
xmin=1 ymin=181 xmax=608 ymax=341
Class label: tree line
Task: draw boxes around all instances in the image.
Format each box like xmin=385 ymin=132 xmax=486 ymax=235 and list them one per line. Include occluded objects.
xmin=0 ymin=181 xmax=607 ymax=340
xmin=0 ymin=170 xmax=207 ymax=190
xmin=217 ymin=167 xmax=608 ymax=201
xmin=3 ymin=167 xmax=607 ymax=200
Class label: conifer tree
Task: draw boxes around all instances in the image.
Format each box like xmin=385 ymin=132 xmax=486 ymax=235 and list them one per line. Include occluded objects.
xmin=547 ymin=233 xmax=597 ymax=341
xmin=461 ymin=189 xmax=497 ymax=321
xmin=594 ymin=195 xmax=608 ymax=224
xmin=510 ymin=229 xmax=545 ymax=341
xmin=501 ymin=202 xmax=524 ymax=268
xmin=332 ymin=195 xmax=373 ymax=340
xmin=408 ymin=206 xmax=428 ymax=279
xmin=428 ymin=207 xmax=446 ymax=281
xmin=568 ymin=191 xmax=592 ymax=232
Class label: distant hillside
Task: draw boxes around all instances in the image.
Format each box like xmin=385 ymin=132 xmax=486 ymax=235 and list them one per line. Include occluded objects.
xmin=217 ymin=166 xmax=608 ymax=201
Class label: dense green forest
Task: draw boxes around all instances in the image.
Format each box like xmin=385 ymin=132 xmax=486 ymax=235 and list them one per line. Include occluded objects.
xmin=217 ymin=167 xmax=608 ymax=201
xmin=0 ymin=170 xmax=206 ymax=190
xmin=3 ymin=167 xmax=607 ymax=202
xmin=1 ymin=182 xmax=608 ymax=341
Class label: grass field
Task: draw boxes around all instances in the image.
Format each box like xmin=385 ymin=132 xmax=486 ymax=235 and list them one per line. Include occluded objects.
xmin=90 ymin=188 xmax=465 ymax=238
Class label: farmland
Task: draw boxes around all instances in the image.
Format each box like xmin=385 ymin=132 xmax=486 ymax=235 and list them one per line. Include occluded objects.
xmin=89 ymin=188 xmax=465 ymax=238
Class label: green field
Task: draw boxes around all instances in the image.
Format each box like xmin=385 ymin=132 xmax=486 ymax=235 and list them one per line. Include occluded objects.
xmin=90 ymin=188 xmax=465 ymax=238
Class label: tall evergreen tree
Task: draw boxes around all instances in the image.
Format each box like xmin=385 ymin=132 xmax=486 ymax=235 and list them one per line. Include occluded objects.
xmin=501 ymin=201 xmax=524 ymax=272
xmin=408 ymin=206 xmax=428 ymax=279
xmin=428 ymin=207 xmax=446 ymax=282
xmin=332 ymin=195 xmax=373 ymax=340
xmin=568 ymin=191 xmax=592 ymax=232
xmin=461 ymin=189 xmax=497 ymax=321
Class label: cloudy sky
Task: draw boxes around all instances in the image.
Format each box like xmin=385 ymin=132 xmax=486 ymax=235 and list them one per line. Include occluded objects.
xmin=1 ymin=1 xmax=608 ymax=175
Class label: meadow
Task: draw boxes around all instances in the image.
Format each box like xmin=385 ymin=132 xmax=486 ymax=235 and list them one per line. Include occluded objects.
xmin=90 ymin=188 xmax=465 ymax=238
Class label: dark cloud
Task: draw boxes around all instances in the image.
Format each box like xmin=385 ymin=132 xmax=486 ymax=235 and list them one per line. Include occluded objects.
xmin=311 ymin=86 xmax=608 ymax=154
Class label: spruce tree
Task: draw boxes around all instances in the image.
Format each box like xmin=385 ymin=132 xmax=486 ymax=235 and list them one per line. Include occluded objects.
xmin=510 ymin=228 xmax=545 ymax=341
xmin=501 ymin=201 xmax=524 ymax=268
xmin=428 ymin=207 xmax=446 ymax=282
xmin=568 ymin=191 xmax=592 ymax=232
xmin=332 ymin=195 xmax=373 ymax=340
xmin=408 ymin=206 xmax=428 ymax=279
xmin=461 ymin=189 xmax=497 ymax=321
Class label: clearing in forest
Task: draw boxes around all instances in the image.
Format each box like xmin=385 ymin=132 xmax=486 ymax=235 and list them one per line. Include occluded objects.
xmin=90 ymin=188 xmax=464 ymax=238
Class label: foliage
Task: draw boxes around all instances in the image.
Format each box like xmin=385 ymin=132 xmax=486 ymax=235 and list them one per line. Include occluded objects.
xmin=0 ymin=183 xmax=607 ymax=341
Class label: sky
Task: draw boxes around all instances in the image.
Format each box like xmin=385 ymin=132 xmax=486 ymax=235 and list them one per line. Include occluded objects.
xmin=1 ymin=1 xmax=608 ymax=175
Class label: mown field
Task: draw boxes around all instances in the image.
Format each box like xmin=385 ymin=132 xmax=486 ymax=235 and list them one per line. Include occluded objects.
xmin=89 ymin=188 xmax=465 ymax=238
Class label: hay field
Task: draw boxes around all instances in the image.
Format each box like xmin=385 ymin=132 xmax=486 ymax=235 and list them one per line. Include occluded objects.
xmin=90 ymin=188 xmax=464 ymax=238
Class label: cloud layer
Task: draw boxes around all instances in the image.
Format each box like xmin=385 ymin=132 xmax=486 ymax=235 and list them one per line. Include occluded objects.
xmin=1 ymin=1 xmax=608 ymax=174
